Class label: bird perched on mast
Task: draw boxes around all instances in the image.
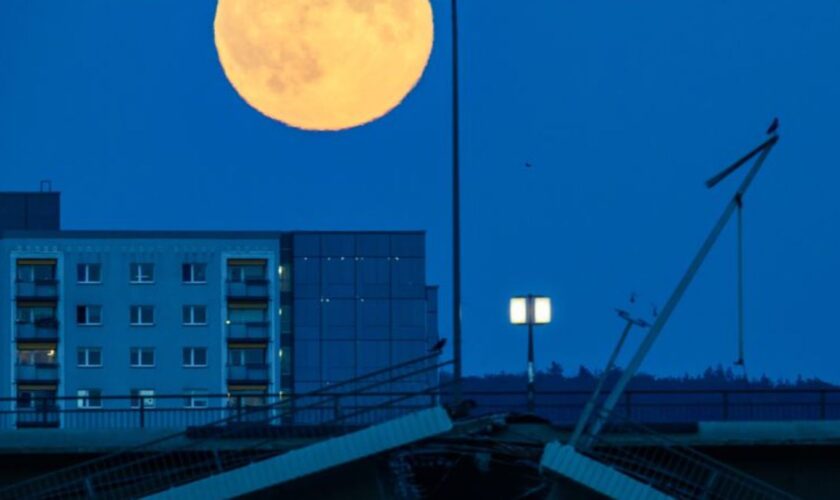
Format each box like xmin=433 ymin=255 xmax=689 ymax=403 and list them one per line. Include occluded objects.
xmin=766 ymin=117 xmax=779 ymax=135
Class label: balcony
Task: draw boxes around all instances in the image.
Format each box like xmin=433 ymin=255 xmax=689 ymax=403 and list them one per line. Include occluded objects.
xmin=227 ymin=321 xmax=270 ymax=342
xmin=16 ymin=319 xmax=59 ymax=342
xmin=16 ymin=363 xmax=59 ymax=384
xmin=15 ymin=405 xmax=60 ymax=429
xmin=15 ymin=280 xmax=59 ymax=301
xmin=226 ymin=279 xmax=269 ymax=301
xmin=227 ymin=364 xmax=269 ymax=385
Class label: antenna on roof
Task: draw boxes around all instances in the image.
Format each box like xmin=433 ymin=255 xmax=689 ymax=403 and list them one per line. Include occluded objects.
xmin=39 ymin=180 xmax=52 ymax=192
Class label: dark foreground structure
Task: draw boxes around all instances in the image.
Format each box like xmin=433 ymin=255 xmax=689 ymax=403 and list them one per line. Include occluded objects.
xmin=0 ymin=366 xmax=836 ymax=499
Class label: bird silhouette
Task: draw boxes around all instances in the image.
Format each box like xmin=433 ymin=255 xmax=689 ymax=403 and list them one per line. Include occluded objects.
xmin=430 ymin=338 xmax=447 ymax=352
xmin=525 ymin=162 xmax=534 ymax=168
xmin=766 ymin=117 xmax=779 ymax=135
xmin=629 ymin=292 xmax=638 ymax=304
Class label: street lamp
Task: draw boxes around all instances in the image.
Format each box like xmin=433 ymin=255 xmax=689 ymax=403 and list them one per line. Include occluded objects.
xmin=509 ymin=295 xmax=551 ymax=413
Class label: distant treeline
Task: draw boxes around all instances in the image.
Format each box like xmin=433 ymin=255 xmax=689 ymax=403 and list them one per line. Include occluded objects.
xmin=443 ymin=362 xmax=837 ymax=392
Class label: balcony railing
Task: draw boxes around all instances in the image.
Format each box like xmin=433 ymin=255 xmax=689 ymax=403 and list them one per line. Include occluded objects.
xmin=15 ymin=280 xmax=59 ymax=300
xmin=15 ymin=405 xmax=60 ymax=428
xmin=15 ymin=363 xmax=59 ymax=383
xmin=15 ymin=319 xmax=59 ymax=342
xmin=226 ymin=279 xmax=269 ymax=300
xmin=227 ymin=363 xmax=269 ymax=384
xmin=227 ymin=321 xmax=270 ymax=341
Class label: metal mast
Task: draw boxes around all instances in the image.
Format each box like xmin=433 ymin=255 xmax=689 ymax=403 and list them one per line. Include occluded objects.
xmin=580 ymin=131 xmax=780 ymax=444
xmin=451 ymin=0 xmax=463 ymax=404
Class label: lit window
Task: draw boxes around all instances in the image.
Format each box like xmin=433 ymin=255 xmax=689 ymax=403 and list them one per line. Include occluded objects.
xmin=183 ymin=347 xmax=208 ymax=367
xmin=77 ymin=348 xmax=102 ymax=367
xmin=182 ymin=263 xmax=207 ymax=284
xmin=17 ymin=349 xmax=56 ymax=365
xmin=77 ymin=389 xmax=102 ymax=409
xmin=77 ymin=263 xmax=102 ymax=284
xmin=182 ymin=305 xmax=207 ymax=326
xmin=130 ymin=348 xmax=155 ymax=367
xmin=129 ymin=263 xmax=154 ymax=284
xmin=77 ymin=305 xmax=103 ymax=325
xmin=130 ymin=389 xmax=155 ymax=408
xmin=130 ymin=305 xmax=155 ymax=326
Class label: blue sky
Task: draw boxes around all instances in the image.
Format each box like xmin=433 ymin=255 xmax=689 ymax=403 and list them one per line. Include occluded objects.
xmin=2 ymin=1 xmax=839 ymax=380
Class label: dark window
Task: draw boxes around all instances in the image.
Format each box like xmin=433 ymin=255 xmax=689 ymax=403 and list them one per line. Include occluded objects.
xmin=229 ymin=348 xmax=265 ymax=366
xmin=77 ymin=263 xmax=102 ymax=283
xmin=182 ymin=263 xmax=207 ymax=283
xmin=130 ymin=348 xmax=155 ymax=367
xmin=78 ymin=348 xmax=102 ymax=367
xmin=77 ymin=305 xmax=102 ymax=325
xmin=183 ymin=347 xmax=208 ymax=367
xmin=17 ymin=392 xmax=32 ymax=409
xmin=182 ymin=305 xmax=207 ymax=325
xmin=130 ymin=306 xmax=154 ymax=325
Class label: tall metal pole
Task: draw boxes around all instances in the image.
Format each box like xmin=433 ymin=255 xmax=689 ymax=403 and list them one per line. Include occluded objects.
xmin=451 ymin=0 xmax=463 ymax=405
xmin=527 ymin=306 xmax=535 ymax=413
xmin=735 ymin=194 xmax=745 ymax=367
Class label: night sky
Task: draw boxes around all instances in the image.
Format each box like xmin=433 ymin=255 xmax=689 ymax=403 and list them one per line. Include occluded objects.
xmin=2 ymin=1 xmax=839 ymax=381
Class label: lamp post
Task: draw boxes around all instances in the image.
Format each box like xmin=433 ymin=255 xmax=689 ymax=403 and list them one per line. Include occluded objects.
xmin=510 ymin=295 xmax=551 ymax=413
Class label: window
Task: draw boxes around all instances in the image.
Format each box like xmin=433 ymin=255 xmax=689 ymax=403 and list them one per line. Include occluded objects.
xmin=130 ymin=389 xmax=155 ymax=408
xmin=77 ymin=348 xmax=102 ymax=367
xmin=182 ymin=263 xmax=207 ymax=284
xmin=183 ymin=347 xmax=208 ymax=367
xmin=16 ymin=306 xmax=56 ymax=324
xmin=129 ymin=263 xmax=154 ymax=284
xmin=184 ymin=389 xmax=209 ymax=409
xmin=182 ymin=305 xmax=207 ymax=325
xmin=77 ymin=263 xmax=102 ymax=284
xmin=130 ymin=348 xmax=155 ymax=367
xmin=227 ymin=308 xmax=266 ymax=324
xmin=130 ymin=305 xmax=155 ymax=326
xmin=16 ymin=262 xmax=55 ymax=282
xmin=228 ymin=392 xmax=266 ymax=407
xmin=77 ymin=389 xmax=102 ymax=409
xmin=16 ymin=391 xmax=32 ymax=409
xmin=228 ymin=348 xmax=265 ymax=366
xmin=18 ymin=349 xmax=56 ymax=365
xmin=76 ymin=305 xmax=102 ymax=325
xmin=228 ymin=261 xmax=267 ymax=282
xmin=18 ymin=390 xmax=55 ymax=410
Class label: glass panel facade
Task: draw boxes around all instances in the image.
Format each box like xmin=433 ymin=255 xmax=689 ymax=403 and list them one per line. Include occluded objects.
xmin=290 ymin=233 xmax=436 ymax=393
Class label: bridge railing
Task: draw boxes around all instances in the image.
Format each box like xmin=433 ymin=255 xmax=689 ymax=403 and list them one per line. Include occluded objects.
xmin=1 ymin=393 xmax=441 ymax=430
xmin=447 ymin=387 xmax=840 ymax=424
xmin=1 ymin=387 xmax=838 ymax=430
xmin=0 ymin=351 xmax=452 ymax=499
xmin=574 ymin=407 xmax=798 ymax=500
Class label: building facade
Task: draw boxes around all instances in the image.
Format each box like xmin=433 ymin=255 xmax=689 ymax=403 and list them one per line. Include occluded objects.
xmin=0 ymin=193 xmax=438 ymax=428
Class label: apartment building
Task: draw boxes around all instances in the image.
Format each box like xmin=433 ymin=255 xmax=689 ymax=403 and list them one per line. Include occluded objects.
xmin=0 ymin=192 xmax=439 ymax=428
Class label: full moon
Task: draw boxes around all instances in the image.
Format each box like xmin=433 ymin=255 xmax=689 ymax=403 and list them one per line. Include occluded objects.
xmin=214 ymin=0 xmax=434 ymax=131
